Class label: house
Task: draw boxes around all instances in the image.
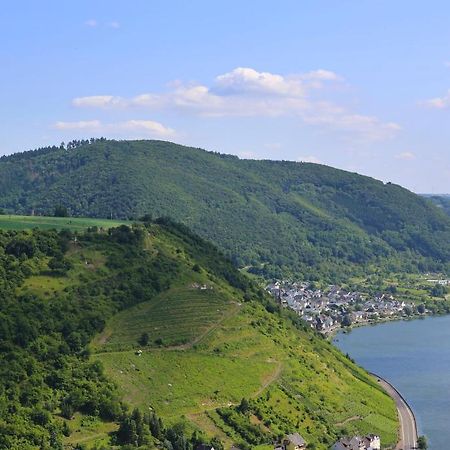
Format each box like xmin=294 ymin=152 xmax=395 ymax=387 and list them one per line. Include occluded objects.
xmin=195 ymin=445 xmax=215 ymax=450
xmin=331 ymin=434 xmax=380 ymax=450
xmin=275 ymin=433 xmax=307 ymax=450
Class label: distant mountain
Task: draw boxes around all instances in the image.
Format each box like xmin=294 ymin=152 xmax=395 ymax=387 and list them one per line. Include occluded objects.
xmin=422 ymin=194 xmax=450 ymax=217
xmin=1 ymin=139 xmax=449 ymax=279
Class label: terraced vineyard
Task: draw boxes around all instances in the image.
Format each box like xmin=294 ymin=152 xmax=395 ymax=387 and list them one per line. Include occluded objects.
xmin=93 ymin=286 xmax=239 ymax=351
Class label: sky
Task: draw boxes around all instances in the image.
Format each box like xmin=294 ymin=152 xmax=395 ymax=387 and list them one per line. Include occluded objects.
xmin=1 ymin=1 xmax=450 ymax=193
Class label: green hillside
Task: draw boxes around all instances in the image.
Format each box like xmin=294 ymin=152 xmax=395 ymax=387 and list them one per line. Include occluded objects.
xmin=1 ymin=139 xmax=449 ymax=280
xmin=423 ymin=194 xmax=450 ymax=217
xmin=0 ymin=219 xmax=398 ymax=449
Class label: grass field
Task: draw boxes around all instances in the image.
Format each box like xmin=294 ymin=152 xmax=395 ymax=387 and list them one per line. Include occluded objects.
xmin=94 ymin=300 xmax=399 ymax=449
xmin=0 ymin=214 xmax=129 ymax=231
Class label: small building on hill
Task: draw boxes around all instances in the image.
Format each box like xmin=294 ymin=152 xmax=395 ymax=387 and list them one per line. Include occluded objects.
xmin=195 ymin=445 xmax=215 ymax=450
xmin=274 ymin=433 xmax=307 ymax=450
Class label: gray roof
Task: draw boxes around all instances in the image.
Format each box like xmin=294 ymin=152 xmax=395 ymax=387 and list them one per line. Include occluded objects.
xmin=286 ymin=433 xmax=306 ymax=446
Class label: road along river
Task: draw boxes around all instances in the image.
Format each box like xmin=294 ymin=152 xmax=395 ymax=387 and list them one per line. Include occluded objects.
xmin=371 ymin=373 xmax=417 ymax=450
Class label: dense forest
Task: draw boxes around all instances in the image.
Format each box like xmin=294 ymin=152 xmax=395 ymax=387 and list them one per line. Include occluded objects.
xmin=423 ymin=194 xmax=450 ymax=217
xmin=0 ymin=139 xmax=449 ymax=280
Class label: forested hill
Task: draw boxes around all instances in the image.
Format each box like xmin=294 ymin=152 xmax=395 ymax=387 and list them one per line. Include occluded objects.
xmin=1 ymin=139 xmax=450 ymax=279
xmin=0 ymin=221 xmax=399 ymax=449
xmin=423 ymin=194 xmax=450 ymax=217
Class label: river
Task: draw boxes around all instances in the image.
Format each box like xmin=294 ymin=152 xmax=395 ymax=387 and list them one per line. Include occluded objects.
xmin=333 ymin=315 xmax=450 ymax=449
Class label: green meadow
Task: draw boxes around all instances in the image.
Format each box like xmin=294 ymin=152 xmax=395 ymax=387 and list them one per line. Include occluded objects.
xmin=94 ymin=299 xmax=398 ymax=449
xmin=0 ymin=214 xmax=128 ymax=231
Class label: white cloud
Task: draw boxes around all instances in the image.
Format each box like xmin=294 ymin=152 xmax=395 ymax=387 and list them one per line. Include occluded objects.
xmin=296 ymin=155 xmax=323 ymax=164
xmin=71 ymin=67 xmax=399 ymax=142
xmin=55 ymin=120 xmax=101 ymax=130
xmin=84 ymin=19 xmax=97 ymax=27
xmin=238 ymin=150 xmax=259 ymax=159
xmin=423 ymin=90 xmax=450 ymax=109
xmin=214 ymin=67 xmax=306 ymax=96
xmin=395 ymin=151 xmax=416 ymax=160
xmin=53 ymin=119 xmax=175 ymax=138
xmin=72 ymin=95 xmax=123 ymax=108
xmin=84 ymin=19 xmax=120 ymax=29
xmin=120 ymin=120 xmax=175 ymax=137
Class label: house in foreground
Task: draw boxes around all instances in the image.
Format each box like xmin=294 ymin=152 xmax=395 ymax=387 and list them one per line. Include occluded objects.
xmin=331 ymin=434 xmax=380 ymax=450
xmin=274 ymin=433 xmax=307 ymax=450
xmin=195 ymin=445 xmax=215 ymax=450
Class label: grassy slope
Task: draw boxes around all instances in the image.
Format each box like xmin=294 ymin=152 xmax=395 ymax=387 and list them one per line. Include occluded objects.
xmin=0 ymin=218 xmax=398 ymax=449
xmin=1 ymin=140 xmax=450 ymax=279
xmin=94 ymin=301 xmax=398 ymax=449
xmin=89 ymin=228 xmax=398 ymax=449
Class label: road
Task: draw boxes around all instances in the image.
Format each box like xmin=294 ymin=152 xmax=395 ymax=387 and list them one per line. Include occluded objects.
xmin=371 ymin=373 xmax=418 ymax=450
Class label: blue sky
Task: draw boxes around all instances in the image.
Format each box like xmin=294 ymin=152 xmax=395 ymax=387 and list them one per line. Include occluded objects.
xmin=2 ymin=1 xmax=450 ymax=192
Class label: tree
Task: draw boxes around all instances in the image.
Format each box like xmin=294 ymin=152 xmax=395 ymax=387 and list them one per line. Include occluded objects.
xmin=139 ymin=332 xmax=149 ymax=346
xmin=404 ymin=305 xmax=413 ymax=316
xmin=54 ymin=205 xmax=68 ymax=217
xmin=417 ymin=435 xmax=428 ymax=449
xmin=418 ymin=304 xmax=426 ymax=314
xmin=238 ymin=397 xmax=250 ymax=414
xmin=342 ymin=314 xmax=352 ymax=327
xmin=431 ymin=284 xmax=446 ymax=297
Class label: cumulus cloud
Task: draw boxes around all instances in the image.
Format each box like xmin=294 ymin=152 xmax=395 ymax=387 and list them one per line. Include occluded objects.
xmin=423 ymin=90 xmax=450 ymax=109
xmin=120 ymin=120 xmax=175 ymax=136
xmin=55 ymin=120 xmax=101 ymax=130
xmin=395 ymin=151 xmax=416 ymax=160
xmin=53 ymin=119 xmax=175 ymax=138
xmin=72 ymin=95 xmax=123 ymax=108
xmin=71 ymin=67 xmax=400 ymax=142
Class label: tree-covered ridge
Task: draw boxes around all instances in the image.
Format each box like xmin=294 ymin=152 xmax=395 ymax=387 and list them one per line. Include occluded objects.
xmin=0 ymin=139 xmax=449 ymax=279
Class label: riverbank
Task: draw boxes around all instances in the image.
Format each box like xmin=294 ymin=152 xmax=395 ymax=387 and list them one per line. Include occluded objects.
xmin=370 ymin=373 xmax=418 ymax=450
xmin=327 ymin=313 xmax=428 ymax=340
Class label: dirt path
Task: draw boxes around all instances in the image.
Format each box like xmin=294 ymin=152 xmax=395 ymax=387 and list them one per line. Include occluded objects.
xmin=164 ymin=302 xmax=242 ymax=351
xmin=252 ymin=362 xmax=283 ymax=398
xmin=335 ymin=415 xmax=361 ymax=427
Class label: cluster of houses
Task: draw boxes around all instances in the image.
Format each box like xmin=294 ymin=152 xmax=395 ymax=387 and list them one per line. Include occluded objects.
xmin=266 ymin=281 xmax=412 ymax=333
xmin=271 ymin=433 xmax=380 ymax=450
xmin=331 ymin=434 xmax=380 ymax=450
xmin=196 ymin=431 xmax=379 ymax=450
xmin=427 ymin=278 xmax=450 ymax=286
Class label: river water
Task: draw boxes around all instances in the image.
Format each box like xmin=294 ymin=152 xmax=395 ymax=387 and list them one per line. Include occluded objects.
xmin=333 ymin=315 xmax=450 ymax=449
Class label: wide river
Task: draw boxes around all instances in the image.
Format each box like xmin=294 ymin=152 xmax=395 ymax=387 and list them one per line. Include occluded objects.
xmin=333 ymin=315 xmax=450 ymax=449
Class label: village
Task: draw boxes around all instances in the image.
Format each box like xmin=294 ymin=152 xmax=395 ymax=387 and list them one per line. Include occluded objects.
xmin=266 ymin=281 xmax=415 ymax=334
